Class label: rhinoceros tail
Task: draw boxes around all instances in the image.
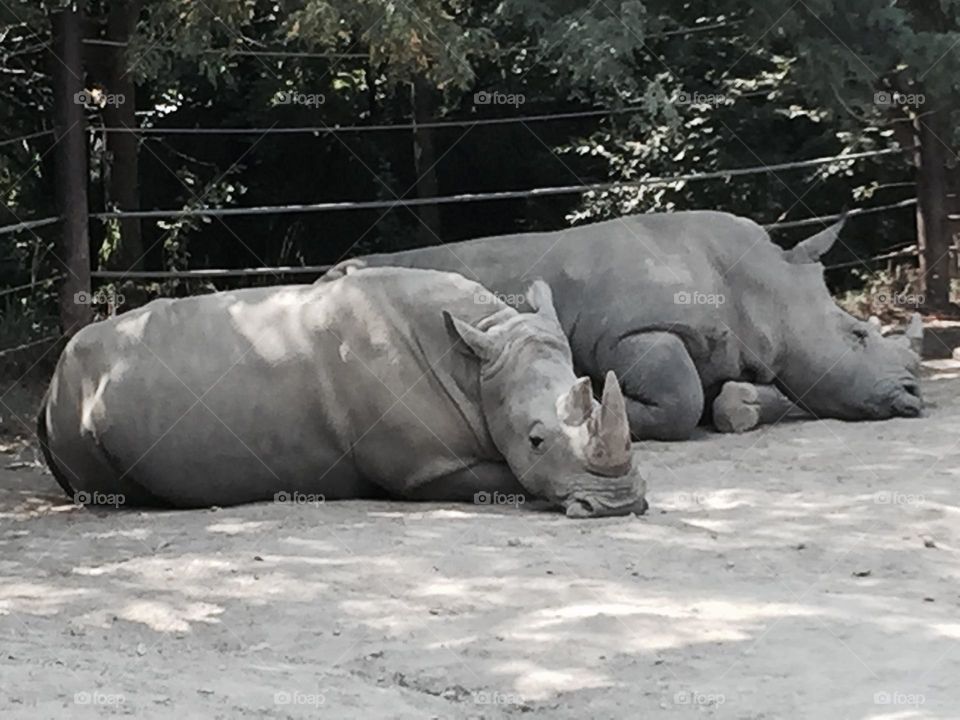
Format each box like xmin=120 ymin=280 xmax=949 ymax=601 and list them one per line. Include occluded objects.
xmin=36 ymin=390 xmax=76 ymax=499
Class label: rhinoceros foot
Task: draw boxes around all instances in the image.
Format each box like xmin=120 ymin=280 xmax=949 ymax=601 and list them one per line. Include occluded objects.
xmin=713 ymin=382 xmax=761 ymax=434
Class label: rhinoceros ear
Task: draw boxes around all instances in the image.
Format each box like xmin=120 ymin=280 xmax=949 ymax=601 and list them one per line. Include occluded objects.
xmin=783 ymin=215 xmax=846 ymax=264
xmin=443 ymin=311 xmax=497 ymax=361
xmin=526 ymin=280 xmax=559 ymax=324
xmin=559 ymin=377 xmax=594 ymax=426
xmin=905 ymin=312 xmax=924 ymax=354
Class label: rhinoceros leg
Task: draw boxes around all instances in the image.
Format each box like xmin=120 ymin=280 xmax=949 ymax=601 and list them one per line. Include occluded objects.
xmin=599 ymin=332 xmax=704 ymax=441
xmin=711 ymin=382 xmax=802 ymax=433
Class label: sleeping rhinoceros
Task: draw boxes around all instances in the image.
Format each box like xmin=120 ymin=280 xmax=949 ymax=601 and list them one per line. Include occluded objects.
xmin=38 ymin=267 xmax=646 ymax=518
xmin=323 ymin=211 xmax=923 ymax=440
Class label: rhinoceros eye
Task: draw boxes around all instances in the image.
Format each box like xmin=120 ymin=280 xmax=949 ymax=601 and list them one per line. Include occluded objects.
xmin=529 ymin=435 xmax=545 ymax=451
xmin=852 ymin=326 xmax=869 ymax=346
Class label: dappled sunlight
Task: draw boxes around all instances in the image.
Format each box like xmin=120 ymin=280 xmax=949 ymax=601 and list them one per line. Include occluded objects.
xmin=0 ymin=582 xmax=91 ymax=616
xmin=494 ymin=660 xmax=612 ymax=700
xmin=1 ymin=373 xmax=959 ymax=716
xmin=115 ymin=599 xmax=224 ymax=633
xmin=207 ymin=519 xmax=273 ymax=535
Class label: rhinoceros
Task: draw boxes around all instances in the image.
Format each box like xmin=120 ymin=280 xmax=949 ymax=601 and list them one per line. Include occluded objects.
xmin=37 ymin=267 xmax=647 ymax=518
xmin=324 ymin=211 xmax=923 ymax=440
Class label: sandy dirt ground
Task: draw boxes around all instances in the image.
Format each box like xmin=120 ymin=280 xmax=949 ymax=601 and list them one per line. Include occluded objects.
xmin=1 ymin=367 xmax=959 ymax=719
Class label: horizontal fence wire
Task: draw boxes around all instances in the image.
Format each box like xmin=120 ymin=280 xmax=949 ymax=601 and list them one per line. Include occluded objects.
xmin=92 ymin=265 xmax=331 ymax=279
xmin=92 ymin=201 xmax=917 ymax=281
xmin=0 ymin=129 xmax=54 ymax=148
xmin=765 ymin=198 xmax=917 ymax=230
xmin=81 ymin=38 xmax=368 ymax=59
xmin=90 ymin=105 xmax=659 ymax=136
xmin=823 ymin=244 xmax=918 ymax=271
xmin=89 ymin=147 xmax=909 ymax=222
xmin=80 ymin=21 xmax=740 ymax=59
xmin=0 ymin=274 xmax=64 ymax=299
xmin=0 ymin=334 xmax=59 ymax=359
xmin=0 ymin=216 xmax=61 ymax=236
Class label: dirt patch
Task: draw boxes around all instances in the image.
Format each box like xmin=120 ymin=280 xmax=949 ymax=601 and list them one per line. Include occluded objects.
xmin=1 ymin=367 xmax=959 ymax=718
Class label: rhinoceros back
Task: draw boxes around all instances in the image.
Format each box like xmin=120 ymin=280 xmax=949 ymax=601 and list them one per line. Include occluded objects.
xmin=335 ymin=211 xmax=780 ymax=387
xmin=43 ymin=268 xmax=504 ymax=507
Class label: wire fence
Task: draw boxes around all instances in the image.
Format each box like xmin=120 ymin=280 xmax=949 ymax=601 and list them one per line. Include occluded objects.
xmin=0 ymin=94 xmax=923 ymax=356
xmin=90 ymin=105 xmax=658 ymax=136
xmin=0 ymin=129 xmax=54 ymax=148
xmin=88 ymin=147 xmax=909 ymax=222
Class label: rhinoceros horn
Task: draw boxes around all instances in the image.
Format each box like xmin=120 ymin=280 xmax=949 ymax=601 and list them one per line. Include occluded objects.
xmin=783 ymin=215 xmax=846 ymax=264
xmin=585 ymin=371 xmax=633 ymax=475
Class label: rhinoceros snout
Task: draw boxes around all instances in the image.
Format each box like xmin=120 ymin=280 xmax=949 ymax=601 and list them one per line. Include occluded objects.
xmin=891 ymin=380 xmax=923 ymax=418
xmin=564 ymin=494 xmax=648 ymax=519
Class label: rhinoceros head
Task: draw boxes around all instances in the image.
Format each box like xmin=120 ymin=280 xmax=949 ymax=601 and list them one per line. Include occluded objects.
xmin=775 ymin=219 xmax=923 ymax=420
xmin=444 ymin=281 xmax=647 ymax=518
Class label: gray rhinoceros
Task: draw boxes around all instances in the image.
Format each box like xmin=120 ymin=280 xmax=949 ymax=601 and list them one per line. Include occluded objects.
xmin=38 ymin=267 xmax=647 ymax=518
xmin=324 ymin=211 xmax=923 ymax=440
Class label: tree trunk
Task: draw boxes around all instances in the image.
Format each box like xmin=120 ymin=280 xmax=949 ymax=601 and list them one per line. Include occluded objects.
xmin=103 ymin=0 xmax=143 ymax=271
xmin=914 ymin=109 xmax=954 ymax=312
xmin=410 ymin=79 xmax=442 ymax=244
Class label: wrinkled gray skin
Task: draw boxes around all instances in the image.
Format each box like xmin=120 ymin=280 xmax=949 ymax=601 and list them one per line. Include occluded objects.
xmin=324 ymin=211 xmax=922 ymax=440
xmin=38 ymin=267 xmax=646 ymax=518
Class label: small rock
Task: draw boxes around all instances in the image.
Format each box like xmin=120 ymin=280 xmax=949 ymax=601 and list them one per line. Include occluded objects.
xmin=853 ymin=570 xmax=872 ymax=578
xmin=429 ymin=608 xmax=440 ymax=615
xmin=253 ymin=555 xmax=264 ymax=561
xmin=507 ymin=538 xmax=522 ymax=547
xmin=136 ymin=643 xmax=147 ymax=656
xmin=922 ymin=536 xmax=937 ymax=549
xmin=197 ymin=688 xmax=214 ymax=695
xmin=725 ymin=562 xmax=735 ymax=569
xmin=924 ymin=597 xmax=935 ymax=603
xmin=796 ymin=543 xmax=806 ymax=550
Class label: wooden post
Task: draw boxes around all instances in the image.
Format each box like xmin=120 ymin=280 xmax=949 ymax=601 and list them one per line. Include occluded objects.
xmin=103 ymin=0 xmax=144 ymax=271
xmin=51 ymin=7 xmax=92 ymax=334
xmin=915 ymin=110 xmax=954 ymax=312
xmin=410 ymin=79 xmax=442 ymax=244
